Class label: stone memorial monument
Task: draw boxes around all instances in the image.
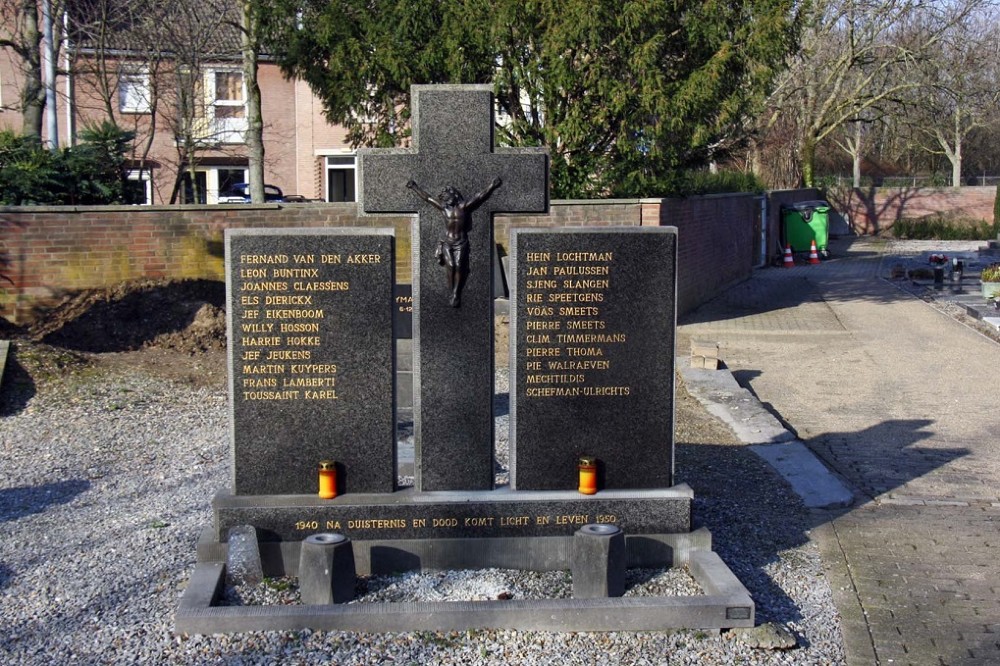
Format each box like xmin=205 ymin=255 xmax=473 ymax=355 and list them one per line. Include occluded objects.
xmin=178 ymin=85 xmax=753 ymax=635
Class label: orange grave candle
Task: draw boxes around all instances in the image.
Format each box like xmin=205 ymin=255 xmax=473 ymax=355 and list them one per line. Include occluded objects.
xmin=577 ymin=456 xmax=597 ymax=495
xmin=318 ymin=460 xmax=337 ymax=499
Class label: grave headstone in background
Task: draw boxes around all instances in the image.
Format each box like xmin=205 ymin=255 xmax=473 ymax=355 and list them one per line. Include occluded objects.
xmin=509 ymin=228 xmax=678 ymax=491
xmin=227 ymin=228 xmax=395 ymax=495
xmin=360 ymin=85 xmax=548 ymax=491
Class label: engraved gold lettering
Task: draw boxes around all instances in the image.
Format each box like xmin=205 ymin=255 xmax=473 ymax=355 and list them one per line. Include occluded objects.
xmin=557 ymin=306 xmax=601 ymax=316
xmin=293 ymin=281 xmax=349 ymax=291
xmin=561 ymin=279 xmax=609 ymax=290
xmin=243 ymin=377 xmax=277 ymax=388
xmin=290 ymin=364 xmax=338 ymax=374
xmin=242 ymin=281 xmax=288 ymax=291
xmin=282 ymin=377 xmax=336 ymax=388
xmin=525 ymin=347 xmax=560 ymax=357
xmin=464 ymin=517 xmax=494 ymax=527
xmin=552 ymin=265 xmax=611 ymax=276
xmin=241 ymin=254 xmax=288 ymax=264
xmin=266 ymin=350 xmax=311 ymax=360
xmin=500 ymin=516 xmax=529 ymax=527
xmin=526 ymin=387 xmax=581 ymax=397
xmin=554 ymin=252 xmax=612 ymax=262
xmin=555 ymin=514 xmax=590 ymax=525
xmin=566 ymin=347 xmax=604 ymax=357
xmin=241 ymin=336 xmax=281 ymax=346
xmin=265 ymin=295 xmax=313 ymax=305
xmin=305 ymin=390 xmax=338 ymax=399
xmin=557 ymin=333 xmax=625 ymax=344
xmin=273 ymin=267 xmax=320 ymax=278
xmin=549 ymin=292 xmax=604 ymax=303
xmin=583 ymin=386 xmax=631 ymax=396
xmin=265 ymin=309 xmax=324 ymax=319
xmin=285 ymin=336 xmax=321 ymax=346
xmin=243 ymin=363 xmax=284 ymax=374
xmin=526 ymin=374 xmax=585 ymax=384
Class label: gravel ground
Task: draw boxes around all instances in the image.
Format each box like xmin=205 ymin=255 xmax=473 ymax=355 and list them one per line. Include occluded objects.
xmin=0 ymin=345 xmax=845 ymax=665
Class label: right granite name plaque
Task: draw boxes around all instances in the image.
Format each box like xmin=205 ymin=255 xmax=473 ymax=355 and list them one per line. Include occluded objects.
xmin=510 ymin=227 xmax=678 ymax=491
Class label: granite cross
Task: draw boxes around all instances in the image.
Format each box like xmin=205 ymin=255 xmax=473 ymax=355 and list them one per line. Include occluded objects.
xmin=360 ymin=84 xmax=548 ymax=491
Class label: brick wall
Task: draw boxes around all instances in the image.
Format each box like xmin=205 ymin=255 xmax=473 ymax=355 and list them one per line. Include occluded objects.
xmin=658 ymin=194 xmax=758 ymax=311
xmin=0 ymin=193 xmax=815 ymax=323
xmin=827 ymin=186 xmax=997 ymax=235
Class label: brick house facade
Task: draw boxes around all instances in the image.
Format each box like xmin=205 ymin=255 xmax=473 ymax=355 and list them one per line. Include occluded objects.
xmin=0 ymin=7 xmax=356 ymax=206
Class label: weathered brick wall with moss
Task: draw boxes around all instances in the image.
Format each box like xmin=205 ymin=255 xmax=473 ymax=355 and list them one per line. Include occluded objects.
xmin=0 ymin=194 xmax=813 ymax=323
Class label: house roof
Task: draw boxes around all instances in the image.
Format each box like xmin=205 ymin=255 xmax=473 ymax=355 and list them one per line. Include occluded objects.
xmin=67 ymin=0 xmax=246 ymax=60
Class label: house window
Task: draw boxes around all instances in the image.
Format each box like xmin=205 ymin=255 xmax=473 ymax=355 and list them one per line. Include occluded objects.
xmin=325 ymin=155 xmax=356 ymax=202
xmin=183 ymin=166 xmax=248 ymax=203
xmin=125 ymin=169 xmax=152 ymax=204
xmin=119 ymin=70 xmax=151 ymax=114
xmin=207 ymin=69 xmax=246 ymax=143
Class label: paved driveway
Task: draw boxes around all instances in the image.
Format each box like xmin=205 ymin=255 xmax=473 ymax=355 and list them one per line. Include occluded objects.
xmin=680 ymin=238 xmax=1000 ymax=665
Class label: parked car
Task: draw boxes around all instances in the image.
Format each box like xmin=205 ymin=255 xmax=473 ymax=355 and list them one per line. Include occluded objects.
xmin=218 ymin=183 xmax=284 ymax=203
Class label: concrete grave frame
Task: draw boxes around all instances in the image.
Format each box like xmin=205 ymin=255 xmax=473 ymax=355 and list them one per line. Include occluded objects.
xmin=177 ymin=524 xmax=753 ymax=633
xmin=177 ymin=84 xmax=754 ymax=634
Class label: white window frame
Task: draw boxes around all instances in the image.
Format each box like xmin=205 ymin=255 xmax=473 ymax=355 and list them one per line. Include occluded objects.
xmin=125 ymin=169 xmax=152 ymax=205
xmin=205 ymin=68 xmax=247 ymax=144
xmin=319 ymin=152 xmax=357 ymax=202
xmin=119 ymin=69 xmax=151 ymax=114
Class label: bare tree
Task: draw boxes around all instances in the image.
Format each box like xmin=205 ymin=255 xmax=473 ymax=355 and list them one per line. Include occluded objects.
xmin=0 ymin=0 xmax=62 ymax=137
xmin=761 ymin=0 xmax=991 ymax=187
xmin=906 ymin=8 xmax=1000 ymax=186
xmin=237 ymin=0 xmax=263 ymax=203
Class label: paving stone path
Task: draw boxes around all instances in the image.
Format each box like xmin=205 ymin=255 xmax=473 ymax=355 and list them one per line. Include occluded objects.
xmin=680 ymin=238 xmax=1000 ymax=666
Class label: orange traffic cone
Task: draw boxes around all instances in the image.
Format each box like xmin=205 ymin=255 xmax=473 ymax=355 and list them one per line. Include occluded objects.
xmin=808 ymin=240 xmax=821 ymax=265
xmin=782 ymin=245 xmax=794 ymax=268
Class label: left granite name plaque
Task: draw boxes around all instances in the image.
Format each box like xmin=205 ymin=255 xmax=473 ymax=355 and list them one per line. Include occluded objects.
xmin=226 ymin=228 xmax=396 ymax=495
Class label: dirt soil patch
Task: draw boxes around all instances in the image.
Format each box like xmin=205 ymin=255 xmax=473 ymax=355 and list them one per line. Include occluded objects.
xmin=23 ymin=278 xmax=227 ymax=354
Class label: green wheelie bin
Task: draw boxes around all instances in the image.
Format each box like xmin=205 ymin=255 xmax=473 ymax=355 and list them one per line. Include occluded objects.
xmin=781 ymin=201 xmax=831 ymax=256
